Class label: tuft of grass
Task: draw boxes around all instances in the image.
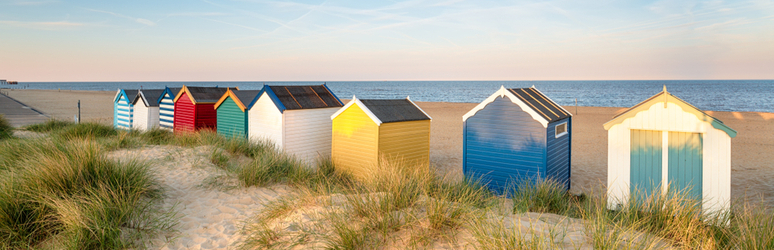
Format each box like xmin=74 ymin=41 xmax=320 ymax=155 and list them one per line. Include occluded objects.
xmin=0 ymin=114 xmax=12 ymax=140
xmin=25 ymin=119 xmax=72 ymax=133
xmin=511 ymin=178 xmax=574 ymax=215
xmin=138 ymin=128 xmax=174 ymax=145
xmin=56 ymin=122 xmax=117 ymax=139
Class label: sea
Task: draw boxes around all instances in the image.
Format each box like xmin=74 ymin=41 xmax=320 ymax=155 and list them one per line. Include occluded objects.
xmin=2 ymin=80 xmax=772 ymax=113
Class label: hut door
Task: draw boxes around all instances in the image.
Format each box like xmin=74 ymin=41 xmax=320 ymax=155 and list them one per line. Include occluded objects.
xmin=630 ymin=129 xmax=662 ymax=200
xmin=667 ymin=132 xmax=703 ymax=201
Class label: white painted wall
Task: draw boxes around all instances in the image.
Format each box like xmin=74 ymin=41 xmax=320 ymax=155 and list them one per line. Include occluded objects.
xmin=248 ymin=92 xmax=283 ymax=148
xmin=284 ymin=107 xmax=339 ymax=165
xmin=607 ymin=101 xmax=731 ymax=214
xmin=133 ymin=103 xmax=149 ymax=131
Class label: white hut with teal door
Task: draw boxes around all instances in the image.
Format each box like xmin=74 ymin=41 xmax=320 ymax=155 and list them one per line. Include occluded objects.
xmin=113 ymin=89 xmax=138 ymax=130
xmin=604 ymin=86 xmax=736 ymax=214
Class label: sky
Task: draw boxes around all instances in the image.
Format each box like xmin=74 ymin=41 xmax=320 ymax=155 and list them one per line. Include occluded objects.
xmin=1 ymin=0 xmax=773 ymax=81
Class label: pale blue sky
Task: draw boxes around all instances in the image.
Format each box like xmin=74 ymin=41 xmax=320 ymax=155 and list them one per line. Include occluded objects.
xmin=1 ymin=0 xmax=773 ymax=81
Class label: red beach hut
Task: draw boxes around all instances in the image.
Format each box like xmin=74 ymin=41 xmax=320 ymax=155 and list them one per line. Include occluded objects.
xmin=173 ymin=85 xmax=232 ymax=133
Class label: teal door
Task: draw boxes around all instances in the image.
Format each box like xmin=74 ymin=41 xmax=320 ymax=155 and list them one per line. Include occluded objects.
xmin=631 ymin=130 xmax=662 ymax=200
xmin=668 ymin=132 xmax=703 ymax=201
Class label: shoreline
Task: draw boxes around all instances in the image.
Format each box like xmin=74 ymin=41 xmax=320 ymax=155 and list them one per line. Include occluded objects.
xmin=3 ymin=88 xmax=774 ymax=207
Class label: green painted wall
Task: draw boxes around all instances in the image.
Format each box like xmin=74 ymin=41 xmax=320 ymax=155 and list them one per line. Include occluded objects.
xmin=630 ymin=129 xmax=662 ymax=200
xmin=668 ymin=132 xmax=703 ymax=201
xmin=217 ymin=96 xmax=248 ymax=139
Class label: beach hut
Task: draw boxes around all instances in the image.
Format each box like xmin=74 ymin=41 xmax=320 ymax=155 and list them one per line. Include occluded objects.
xmin=330 ymin=96 xmax=431 ymax=179
xmin=131 ymin=89 xmax=165 ymax=131
xmin=214 ymin=88 xmax=261 ymax=139
xmin=604 ymin=86 xmax=736 ymax=213
xmin=173 ymin=86 xmax=231 ymax=133
xmin=247 ymin=85 xmax=344 ymax=163
xmin=462 ymin=86 xmax=572 ymax=194
xmin=158 ymin=87 xmax=181 ymax=131
xmin=113 ymin=89 xmax=138 ymax=130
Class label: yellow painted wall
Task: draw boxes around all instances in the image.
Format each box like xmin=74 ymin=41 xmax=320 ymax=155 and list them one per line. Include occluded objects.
xmin=332 ymin=104 xmax=379 ymax=179
xmin=378 ymin=120 xmax=431 ymax=168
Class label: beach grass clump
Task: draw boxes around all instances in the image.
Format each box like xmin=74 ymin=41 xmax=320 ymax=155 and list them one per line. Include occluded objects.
xmin=511 ymin=178 xmax=575 ymax=215
xmin=0 ymin=114 xmax=12 ymax=140
xmin=0 ymin=138 xmax=169 ymax=249
xmin=25 ymin=119 xmax=73 ymax=133
xmin=137 ymin=128 xmax=174 ymax=145
xmin=56 ymin=122 xmax=118 ymax=139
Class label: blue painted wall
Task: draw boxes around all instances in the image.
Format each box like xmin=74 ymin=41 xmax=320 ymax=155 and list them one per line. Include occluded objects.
xmin=463 ymin=97 xmax=547 ymax=195
xmin=545 ymin=117 xmax=572 ymax=190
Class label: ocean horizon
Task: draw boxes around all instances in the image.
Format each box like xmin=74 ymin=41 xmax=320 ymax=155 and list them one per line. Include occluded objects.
xmin=2 ymin=80 xmax=772 ymax=113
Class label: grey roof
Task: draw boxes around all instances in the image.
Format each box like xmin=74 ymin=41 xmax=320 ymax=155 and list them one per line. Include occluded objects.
xmin=233 ymin=90 xmax=261 ymax=107
xmin=124 ymin=89 xmax=139 ymax=101
xmin=167 ymin=88 xmax=182 ymax=97
xmin=507 ymin=88 xmax=571 ymax=122
xmin=187 ymin=86 xmax=229 ymax=103
xmin=133 ymin=89 xmax=164 ymax=107
xmin=268 ymin=85 xmax=343 ymax=110
xmin=359 ymin=99 xmax=430 ymax=123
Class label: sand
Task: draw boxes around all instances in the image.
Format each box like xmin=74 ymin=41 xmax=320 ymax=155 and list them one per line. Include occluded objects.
xmin=4 ymin=88 xmax=773 ymax=206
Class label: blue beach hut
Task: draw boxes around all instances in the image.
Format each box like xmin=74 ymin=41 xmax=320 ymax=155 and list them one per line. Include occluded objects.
xmin=462 ymin=86 xmax=573 ymax=194
xmin=157 ymin=87 xmax=181 ymax=131
xmin=113 ymin=89 xmax=138 ymax=130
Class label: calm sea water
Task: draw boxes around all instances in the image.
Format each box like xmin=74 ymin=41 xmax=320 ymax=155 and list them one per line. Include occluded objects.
xmin=2 ymin=80 xmax=772 ymax=113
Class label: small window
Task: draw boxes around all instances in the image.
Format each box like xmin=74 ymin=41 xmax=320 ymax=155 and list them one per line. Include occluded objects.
xmin=555 ymin=122 xmax=568 ymax=138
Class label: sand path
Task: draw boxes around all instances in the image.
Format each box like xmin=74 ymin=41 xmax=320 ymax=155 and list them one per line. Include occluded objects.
xmin=108 ymin=145 xmax=293 ymax=250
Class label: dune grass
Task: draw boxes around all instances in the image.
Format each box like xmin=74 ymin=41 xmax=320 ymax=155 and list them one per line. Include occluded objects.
xmin=0 ymin=114 xmax=12 ymax=140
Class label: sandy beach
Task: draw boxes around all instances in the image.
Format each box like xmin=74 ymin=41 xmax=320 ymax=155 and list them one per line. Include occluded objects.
xmin=3 ymin=88 xmax=774 ymax=207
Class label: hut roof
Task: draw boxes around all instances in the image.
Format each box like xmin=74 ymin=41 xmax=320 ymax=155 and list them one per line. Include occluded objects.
xmin=157 ymin=87 xmax=181 ymax=103
xmin=132 ymin=89 xmax=165 ymax=107
xmin=331 ymin=96 xmax=431 ymax=125
xmin=248 ymin=84 xmax=343 ymax=112
xmin=214 ymin=88 xmax=262 ymax=111
xmin=507 ymin=88 xmax=571 ymax=122
xmin=173 ymin=86 xmax=232 ymax=104
xmin=114 ymin=89 xmax=139 ymax=103
xmin=462 ymin=86 xmax=571 ymax=128
xmin=603 ymin=86 xmax=737 ymax=138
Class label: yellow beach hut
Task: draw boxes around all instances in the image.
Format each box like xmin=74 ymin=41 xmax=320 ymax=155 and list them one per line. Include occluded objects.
xmin=604 ymin=86 xmax=736 ymax=214
xmin=330 ymin=96 xmax=431 ymax=179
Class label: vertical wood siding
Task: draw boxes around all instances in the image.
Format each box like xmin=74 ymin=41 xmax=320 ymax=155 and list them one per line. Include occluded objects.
xmin=463 ymin=97 xmax=546 ymax=195
xmin=217 ymin=96 xmax=247 ymax=138
xmin=115 ymin=93 xmax=133 ymax=130
xmin=331 ymin=103 xmax=378 ymax=179
xmin=630 ymin=129 xmax=663 ymax=199
xmin=248 ymin=93 xmax=283 ymax=147
xmin=174 ymin=93 xmax=195 ymax=133
xmin=133 ymin=103 xmax=149 ymax=131
xmin=607 ymin=101 xmax=731 ymax=213
xmin=378 ymin=120 xmax=430 ymax=168
xmin=283 ymin=107 xmax=339 ymax=164
xmin=159 ymin=93 xmax=175 ymax=131
xmin=546 ymin=118 xmax=572 ymax=190
xmin=668 ymin=131 xmax=703 ymax=201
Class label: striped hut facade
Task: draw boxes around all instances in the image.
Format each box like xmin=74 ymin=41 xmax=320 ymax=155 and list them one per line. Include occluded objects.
xmin=113 ymin=89 xmax=138 ymax=130
xmin=158 ymin=87 xmax=181 ymax=131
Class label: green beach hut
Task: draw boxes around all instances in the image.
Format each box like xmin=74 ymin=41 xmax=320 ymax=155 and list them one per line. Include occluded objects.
xmin=214 ymin=88 xmax=261 ymax=139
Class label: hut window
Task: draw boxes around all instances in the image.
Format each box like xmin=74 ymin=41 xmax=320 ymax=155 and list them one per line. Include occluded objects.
xmin=555 ymin=122 xmax=568 ymax=138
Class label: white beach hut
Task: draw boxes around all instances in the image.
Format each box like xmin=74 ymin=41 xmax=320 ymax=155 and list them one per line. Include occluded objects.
xmin=131 ymin=89 xmax=164 ymax=131
xmin=246 ymin=85 xmax=343 ymax=164
xmin=604 ymin=86 xmax=736 ymax=214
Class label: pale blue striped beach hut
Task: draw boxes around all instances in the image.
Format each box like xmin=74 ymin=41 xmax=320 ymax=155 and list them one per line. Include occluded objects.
xmin=113 ymin=89 xmax=138 ymax=130
xmin=462 ymin=86 xmax=572 ymax=195
xmin=157 ymin=87 xmax=181 ymax=131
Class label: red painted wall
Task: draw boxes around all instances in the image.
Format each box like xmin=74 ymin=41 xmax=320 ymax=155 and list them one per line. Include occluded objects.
xmin=174 ymin=92 xmax=196 ymax=133
xmin=174 ymin=92 xmax=218 ymax=133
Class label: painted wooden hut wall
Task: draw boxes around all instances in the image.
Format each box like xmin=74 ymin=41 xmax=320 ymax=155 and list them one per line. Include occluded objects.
xmin=217 ymin=96 xmax=248 ymax=138
xmin=607 ymin=101 xmax=731 ymax=213
xmin=159 ymin=90 xmax=176 ymax=131
xmin=546 ymin=117 xmax=572 ymax=190
xmin=173 ymin=92 xmax=196 ymax=133
xmin=194 ymin=103 xmax=217 ymax=130
xmin=114 ymin=91 xmax=133 ymax=130
xmin=331 ymin=103 xmax=379 ymax=179
xmin=283 ymin=107 xmax=339 ymax=163
xmin=248 ymin=92 xmax=283 ymax=147
xmin=378 ymin=120 xmax=430 ymax=167
xmin=132 ymin=102 xmax=159 ymax=131
xmin=463 ymin=97 xmax=546 ymax=194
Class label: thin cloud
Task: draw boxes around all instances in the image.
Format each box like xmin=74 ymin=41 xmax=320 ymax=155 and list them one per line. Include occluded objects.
xmin=86 ymin=8 xmax=156 ymax=26
xmin=0 ymin=20 xmax=86 ymax=30
xmin=7 ymin=0 xmax=59 ymax=6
